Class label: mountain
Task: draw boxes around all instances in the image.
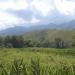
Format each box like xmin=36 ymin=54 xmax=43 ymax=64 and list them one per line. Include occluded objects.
xmin=0 ymin=26 xmax=29 ymax=36
xmin=0 ymin=23 xmax=58 ymax=36
xmin=59 ymin=20 xmax=75 ymax=29
xmin=0 ymin=20 xmax=75 ymax=36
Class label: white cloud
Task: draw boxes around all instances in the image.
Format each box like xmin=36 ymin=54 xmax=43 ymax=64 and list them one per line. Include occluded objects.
xmin=0 ymin=10 xmax=40 ymax=30
xmin=0 ymin=0 xmax=54 ymax=16
xmin=0 ymin=11 xmax=26 ymax=30
xmin=0 ymin=0 xmax=75 ymax=30
xmin=30 ymin=17 xmax=40 ymax=24
xmin=55 ymin=0 xmax=75 ymax=15
xmin=0 ymin=0 xmax=54 ymax=30
xmin=30 ymin=0 xmax=54 ymax=16
xmin=0 ymin=0 xmax=29 ymax=11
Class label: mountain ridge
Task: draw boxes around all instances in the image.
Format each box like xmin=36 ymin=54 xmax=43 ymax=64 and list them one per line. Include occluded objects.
xmin=0 ymin=20 xmax=75 ymax=36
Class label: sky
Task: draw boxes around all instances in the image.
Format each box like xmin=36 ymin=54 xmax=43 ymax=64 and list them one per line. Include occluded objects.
xmin=0 ymin=0 xmax=75 ymax=30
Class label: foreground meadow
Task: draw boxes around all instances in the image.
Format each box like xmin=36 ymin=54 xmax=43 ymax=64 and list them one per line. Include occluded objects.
xmin=0 ymin=48 xmax=75 ymax=75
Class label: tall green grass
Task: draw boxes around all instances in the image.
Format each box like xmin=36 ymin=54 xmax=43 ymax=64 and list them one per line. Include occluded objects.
xmin=0 ymin=58 xmax=75 ymax=75
xmin=0 ymin=48 xmax=75 ymax=75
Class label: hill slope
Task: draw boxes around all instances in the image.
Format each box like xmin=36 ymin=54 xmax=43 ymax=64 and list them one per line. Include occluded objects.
xmin=23 ymin=29 xmax=75 ymax=46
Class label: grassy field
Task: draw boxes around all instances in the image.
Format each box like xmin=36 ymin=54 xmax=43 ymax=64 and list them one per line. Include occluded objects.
xmin=0 ymin=48 xmax=75 ymax=75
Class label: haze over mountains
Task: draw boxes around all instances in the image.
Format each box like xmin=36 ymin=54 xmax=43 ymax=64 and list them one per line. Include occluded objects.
xmin=0 ymin=0 xmax=75 ymax=36
xmin=0 ymin=20 xmax=75 ymax=36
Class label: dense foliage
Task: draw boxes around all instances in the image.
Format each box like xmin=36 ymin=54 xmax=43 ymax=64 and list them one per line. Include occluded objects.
xmin=0 ymin=35 xmax=75 ymax=48
xmin=0 ymin=36 xmax=75 ymax=48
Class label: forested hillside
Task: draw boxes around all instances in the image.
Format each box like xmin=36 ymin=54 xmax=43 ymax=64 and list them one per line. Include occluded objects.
xmin=0 ymin=29 xmax=75 ymax=48
xmin=23 ymin=29 xmax=75 ymax=48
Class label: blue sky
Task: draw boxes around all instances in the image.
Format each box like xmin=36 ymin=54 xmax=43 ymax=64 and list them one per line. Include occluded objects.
xmin=0 ymin=0 xmax=75 ymax=30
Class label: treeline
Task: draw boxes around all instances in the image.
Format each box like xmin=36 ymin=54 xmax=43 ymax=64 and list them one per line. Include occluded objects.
xmin=0 ymin=35 xmax=75 ymax=48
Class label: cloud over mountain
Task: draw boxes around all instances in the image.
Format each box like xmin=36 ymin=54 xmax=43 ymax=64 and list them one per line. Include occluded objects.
xmin=0 ymin=0 xmax=75 ymax=30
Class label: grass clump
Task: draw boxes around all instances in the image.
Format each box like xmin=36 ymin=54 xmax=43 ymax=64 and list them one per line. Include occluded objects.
xmin=0 ymin=58 xmax=75 ymax=75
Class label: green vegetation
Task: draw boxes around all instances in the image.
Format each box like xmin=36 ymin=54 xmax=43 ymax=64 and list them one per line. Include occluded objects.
xmin=23 ymin=29 xmax=75 ymax=48
xmin=0 ymin=48 xmax=75 ymax=75
xmin=0 ymin=29 xmax=75 ymax=75
xmin=0 ymin=29 xmax=75 ymax=48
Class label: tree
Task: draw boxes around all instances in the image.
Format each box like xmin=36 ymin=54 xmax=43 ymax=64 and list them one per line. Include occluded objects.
xmin=0 ymin=36 xmax=4 ymax=47
xmin=72 ymin=35 xmax=75 ymax=47
xmin=55 ymin=38 xmax=64 ymax=48
xmin=24 ymin=40 xmax=35 ymax=47
xmin=4 ymin=36 xmax=12 ymax=47
xmin=11 ymin=36 xmax=24 ymax=48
